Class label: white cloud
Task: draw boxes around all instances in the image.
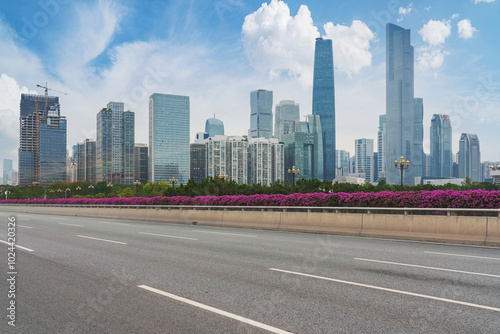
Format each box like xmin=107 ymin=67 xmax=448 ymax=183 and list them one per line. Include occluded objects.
xmin=474 ymin=0 xmax=495 ymax=3
xmin=397 ymin=3 xmax=414 ymax=22
xmin=424 ymin=6 xmax=432 ymax=11
xmin=417 ymin=47 xmax=450 ymax=69
xmin=457 ymin=19 xmax=478 ymax=39
xmin=451 ymin=13 xmax=459 ymax=20
xmin=242 ymin=0 xmax=375 ymax=82
xmin=418 ymin=19 xmax=451 ymax=46
xmin=323 ymin=20 xmax=376 ymax=77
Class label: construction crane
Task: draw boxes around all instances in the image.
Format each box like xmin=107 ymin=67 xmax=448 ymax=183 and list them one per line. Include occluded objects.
xmin=33 ymin=83 xmax=69 ymax=184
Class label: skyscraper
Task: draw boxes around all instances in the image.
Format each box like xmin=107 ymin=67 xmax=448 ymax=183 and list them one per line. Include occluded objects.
xmin=355 ymin=138 xmax=374 ymax=182
xmin=18 ymin=94 xmax=60 ymax=185
xmin=96 ymin=102 xmax=135 ymax=184
xmin=385 ymin=23 xmax=415 ymax=185
xmin=377 ymin=115 xmax=386 ymax=180
xmin=134 ymin=144 xmax=148 ymax=184
xmin=248 ymin=138 xmax=284 ymax=185
xmin=205 ymin=117 xmax=224 ymax=137
xmin=430 ymin=114 xmax=452 ymax=178
xmin=312 ymin=37 xmax=336 ymax=181
xmin=190 ymin=143 xmax=206 ymax=183
xmin=335 ymin=150 xmax=350 ymax=177
xmin=250 ymin=89 xmax=273 ymax=139
xmin=458 ymin=133 xmax=481 ymax=182
xmin=76 ymin=139 xmax=96 ymax=183
xmin=274 ymin=100 xmax=300 ymax=141
xmin=149 ymin=93 xmax=190 ymax=184
xmin=3 ymin=159 xmax=13 ymax=185
xmin=413 ymin=98 xmax=424 ymax=182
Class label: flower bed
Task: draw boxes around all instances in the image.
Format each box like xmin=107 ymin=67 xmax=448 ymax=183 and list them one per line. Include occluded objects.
xmin=1 ymin=190 xmax=500 ymax=209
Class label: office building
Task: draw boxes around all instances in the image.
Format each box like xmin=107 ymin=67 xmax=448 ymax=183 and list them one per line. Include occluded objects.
xmin=458 ymin=133 xmax=481 ymax=182
xmin=205 ymin=117 xmax=224 ymax=137
xmin=248 ymin=137 xmax=284 ymax=185
xmin=205 ymin=135 xmax=227 ymax=179
xmin=205 ymin=135 xmax=249 ymax=184
xmin=3 ymin=159 xmax=13 ymax=185
xmin=274 ymin=100 xmax=300 ymax=141
xmin=134 ymin=144 xmax=148 ymax=184
xmin=96 ymin=102 xmax=135 ymax=184
xmin=430 ymin=114 xmax=452 ymax=178
xmin=377 ymin=115 xmax=386 ymax=181
xmin=336 ymin=150 xmax=351 ymax=177
xmin=250 ymin=89 xmax=273 ymax=139
xmin=195 ymin=132 xmax=209 ymax=144
xmin=190 ymin=143 xmax=206 ymax=183
xmin=355 ymin=138 xmax=374 ymax=182
xmin=385 ymin=23 xmax=415 ymax=185
xmin=312 ymin=37 xmax=336 ymax=181
xmin=149 ymin=93 xmax=190 ymax=184
xmin=413 ymin=98 xmax=424 ymax=182
xmin=76 ymin=139 xmax=97 ymax=183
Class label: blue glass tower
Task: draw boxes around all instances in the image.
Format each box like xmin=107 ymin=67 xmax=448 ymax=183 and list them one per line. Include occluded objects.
xmin=149 ymin=93 xmax=190 ymax=184
xmin=250 ymin=89 xmax=273 ymax=139
xmin=312 ymin=37 xmax=336 ymax=181
xmin=430 ymin=114 xmax=452 ymax=178
xmin=385 ymin=23 xmax=415 ymax=185
xmin=38 ymin=107 xmax=67 ymax=184
xmin=205 ymin=117 xmax=224 ymax=137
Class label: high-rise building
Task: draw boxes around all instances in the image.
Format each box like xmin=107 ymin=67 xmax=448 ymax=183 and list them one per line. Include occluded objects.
xmin=335 ymin=150 xmax=351 ymax=177
xmin=19 ymin=94 xmax=60 ymax=185
xmin=430 ymin=114 xmax=452 ymax=178
xmin=377 ymin=115 xmax=386 ymax=181
xmin=195 ymin=132 xmax=209 ymax=144
xmin=458 ymin=133 xmax=481 ymax=182
xmin=204 ymin=135 xmax=248 ymax=184
xmin=205 ymin=135 xmax=227 ymax=179
xmin=250 ymin=89 xmax=273 ymax=139
xmin=355 ymin=138 xmax=374 ymax=182
xmin=274 ymin=100 xmax=300 ymax=141
xmin=149 ymin=93 xmax=190 ymax=184
xmin=413 ymin=98 xmax=424 ymax=182
xmin=205 ymin=117 xmax=224 ymax=137
xmin=3 ymin=159 xmax=13 ymax=185
xmin=38 ymin=106 xmax=67 ymax=184
xmin=385 ymin=23 xmax=415 ymax=185
xmin=190 ymin=143 xmax=206 ymax=183
xmin=134 ymin=144 xmax=148 ymax=184
xmin=76 ymin=139 xmax=96 ymax=183
xmin=312 ymin=37 xmax=336 ymax=181
xmin=96 ymin=102 xmax=135 ymax=184
xmin=248 ymin=137 xmax=284 ymax=185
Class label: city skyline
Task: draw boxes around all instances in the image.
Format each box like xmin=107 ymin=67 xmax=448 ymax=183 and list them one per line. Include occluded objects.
xmin=1 ymin=0 xmax=499 ymax=176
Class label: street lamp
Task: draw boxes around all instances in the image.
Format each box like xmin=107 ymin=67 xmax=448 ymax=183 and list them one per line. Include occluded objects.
xmin=394 ymin=156 xmax=410 ymax=191
xmin=88 ymin=185 xmax=94 ymax=197
xmin=218 ymin=173 xmax=228 ymax=182
xmin=133 ymin=180 xmax=142 ymax=195
xmin=169 ymin=177 xmax=178 ymax=188
xmin=288 ymin=166 xmax=300 ymax=187
xmin=107 ymin=183 xmax=113 ymax=195
xmin=57 ymin=189 xmax=63 ymax=198
xmin=65 ymin=187 xmax=71 ymax=199
xmin=4 ymin=190 xmax=10 ymax=200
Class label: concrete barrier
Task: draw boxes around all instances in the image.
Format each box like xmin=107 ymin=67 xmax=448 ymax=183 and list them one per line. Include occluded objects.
xmin=1 ymin=205 xmax=498 ymax=246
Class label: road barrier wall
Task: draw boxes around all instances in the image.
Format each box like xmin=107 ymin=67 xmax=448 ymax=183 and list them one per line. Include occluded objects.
xmin=1 ymin=205 xmax=499 ymax=246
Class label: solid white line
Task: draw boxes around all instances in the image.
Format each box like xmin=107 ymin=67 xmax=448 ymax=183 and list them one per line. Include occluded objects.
xmin=58 ymin=223 xmax=84 ymax=227
xmin=17 ymin=225 xmax=33 ymax=229
xmin=192 ymin=230 xmax=257 ymax=238
xmin=425 ymin=251 xmax=500 ymax=261
xmin=138 ymin=285 xmax=293 ymax=334
xmin=139 ymin=232 xmax=198 ymax=241
xmin=76 ymin=235 xmax=127 ymax=245
xmin=269 ymin=268 xmax=500 ymax=313
xmin=99 ymin=221 xmax=130 ymax=226
xmin=0 ymin=240 xmax=34 ymax=252
xmin=354 ymin=258 xmax=500 ymax=278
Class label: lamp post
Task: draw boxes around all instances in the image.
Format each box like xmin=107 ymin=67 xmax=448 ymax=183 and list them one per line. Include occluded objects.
xmin=88 ymin=185 xmax=94 ymax=197
xmin=107 ymin=183 xmax=113 ymax=196
xmin=133 ymin=180 xmax=142 ymax=195
xmin=65 ymin=187 xmax=70 ymax=199
xmin=169 ymin=177 xmax=178 ymax=188
xmin=218 ymin=173 xmax=228 ymax=195
xmin=288 ymin=166 xmax=300 ymax=187
xmin=4 ymin=190 xmax=9 ymax=200
xmin=394 ymin=156 xmax=410 ymax=191
xmin=57 ymin=189 xmax=63 ymax=198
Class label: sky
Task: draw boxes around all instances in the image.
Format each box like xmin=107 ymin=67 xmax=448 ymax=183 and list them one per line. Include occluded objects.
xmin=1 ymin=0 xmax=499 ymax=176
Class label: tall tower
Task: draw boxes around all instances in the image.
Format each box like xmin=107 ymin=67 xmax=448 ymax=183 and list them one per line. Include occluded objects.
xmin=205 ymin=117 xmax=224 ymax=137
xmin=355 ymin=138 xmax=374 ymax=182
xmin=385 ymin=23 xmax=415 ymax=185
xmin=274 ymin=100 xmax=300 ymax=141
xmin=149 ymin=93 xmax=190 ymax=184
xmin=377 ymin=115 xmax=386 ymax=180
xmin=413 ymin=98 xmax=424 ymax=181
xmin=458 ymin=133 xmax=481 ymax=182
xmin=430 ymin=114 xmax=452 ymax=178
xmin=250 ymin=89 xmax=273 ymax=139
xmin=312 ymin=37 xmax=336 ymax=181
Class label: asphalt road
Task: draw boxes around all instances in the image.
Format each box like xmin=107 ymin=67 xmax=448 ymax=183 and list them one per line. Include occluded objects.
xmin=0 ymin=210 xmax=499 ymax=333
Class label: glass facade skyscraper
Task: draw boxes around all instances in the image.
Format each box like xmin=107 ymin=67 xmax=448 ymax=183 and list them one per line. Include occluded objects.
xmin=385 ymin=23 xmax=415 ymax=185
xmin=377 ymin=115 xmax=386 ymax=181
xmin=274 ymin=100 xmax=300 ymax=141
xmin=458 ymin=133 xmax=481 ymax=182
xmin=205 ymin=117 xmax=224 ymax=137
xmin=76 ymin=139 xmax=96 ymax=183
xmin=134 ymin=144 xmax=149 ymax=184
xmin=190 ymin=143 xmax=206 ymax=183
xmin=312 ymin=37 xmax=336 ymax=181
xmin=430 ymin=114 xmax=452 ymax=178
xmin=38 ymin=110 xmax=67 ymax=184
xmin=355 ymin=138 xmax=374 ymax=182
xmin=250 ymin=89 xmax=273 ymax=139
xmin=149 ymin=93 xmax=190 ymax=184
xmin=413 ymin=98 xmax=424 ymax=182
xmin=3 ymin=159 xmax=13 ymax=185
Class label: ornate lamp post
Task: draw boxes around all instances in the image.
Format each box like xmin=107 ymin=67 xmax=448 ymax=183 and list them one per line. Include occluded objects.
xmin=65 ymin=187 xmax=71 ymax=199
xmin=169 ymin=177 xmax=178 ymax=188
xmin=133 ymin=180 xmax=142 ymax=195
xmin=88 ymin=185 xmax=94 ymax=197
xmin=288 ymin=166 xmax=300 ymax=187
xmin=57 ymin=189 xmax=63 ymax=198
xmin=218 ymin=173 xmax=228 ymax=195
xmin=107 ymin=183 xmax=113 ymax=196
xmin=394 ymin=156 xmax=410 ymax=191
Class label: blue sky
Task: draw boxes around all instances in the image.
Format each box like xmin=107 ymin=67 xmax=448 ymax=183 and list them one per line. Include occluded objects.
xmin=1 ymin=0 xmax=499 ymax=176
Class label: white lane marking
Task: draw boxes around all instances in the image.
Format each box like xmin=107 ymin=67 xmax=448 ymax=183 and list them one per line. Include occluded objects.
xmin=269 ymin=268 xmax=500 ymax=313
xmin=99 ymin=221 xmax=130 ymax=226
xmin=138 ymin=285 xmax=293 ymax=334
xmin=425 ymin=251 xmax=500 ymax=261
xmin=354 ymin=258 xmax=500 ymax=278
xmin=18 ymin=225 xmax=33 ymax=229
xmin=76 ymin=235 xmax=127 ymax=245
xmin=58 ymin=223 xmax=84 ymax=227
xmin=0 ymin=239 xmax=35 ymax=252
xmin=192 ymin=230 xmax=257 ymax=238
xmin=139 ymin=232 xmax=198 ymax=241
